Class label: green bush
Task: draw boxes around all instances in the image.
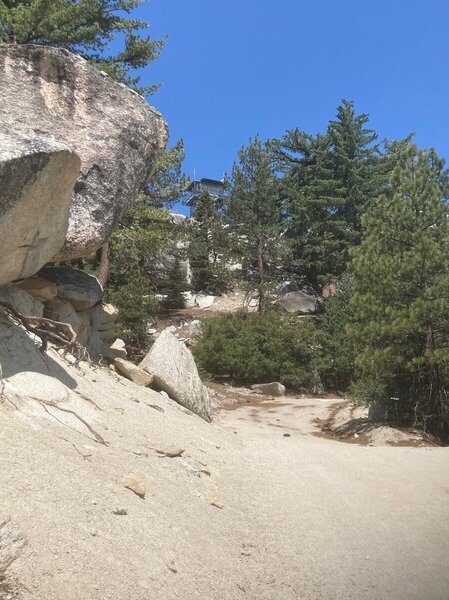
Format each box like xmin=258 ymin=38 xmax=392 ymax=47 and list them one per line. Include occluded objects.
xmin=193 ymin=310 xmax=317 ymax=390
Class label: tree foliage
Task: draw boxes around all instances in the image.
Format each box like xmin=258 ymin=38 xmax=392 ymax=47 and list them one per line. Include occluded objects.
xmin=95 ymin=203 xmax=185 ymax=347
xmin=272 ymin=99 xmax=386 ymax=285
xmin=225 ymin=137 xmax=286 ymax=312
xmin=315 ymin=273 xmax=355 ymax=393
xmin=189 ymin=190 xmax=230 ymax=295
xmin=194 ymin=311 xmax=317 ymax=390
xmin=350 ymin=143 xmax=449 ymax=436
xmin=0 ymin=0 xmax=164 ymax=93
xmin=163 ymin=257 xmax=187 ymax=310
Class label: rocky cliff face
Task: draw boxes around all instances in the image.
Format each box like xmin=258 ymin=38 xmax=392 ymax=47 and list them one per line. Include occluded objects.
xmin=0 ymin=44 xmax=168 ymax=270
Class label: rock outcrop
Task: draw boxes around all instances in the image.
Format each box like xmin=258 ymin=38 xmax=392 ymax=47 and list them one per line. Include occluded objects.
xmin=0 ymin=44 xmax=167 ymax=263
xmin=140 ymin=330 xmax=212 ymax=422
xmin=0 ymin=515 xmax=26 ymax=576
xmin=0 ymin=131 xmax=80 ymax=286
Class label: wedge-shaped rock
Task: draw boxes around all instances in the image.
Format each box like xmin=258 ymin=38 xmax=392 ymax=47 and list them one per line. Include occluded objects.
xmin=0 ymin=44 xmax=168 ymax=261
xmin=140 ymin=330 xmax=212 ymax=422
xmin=0 ymin=131 xmax=80 ymax=285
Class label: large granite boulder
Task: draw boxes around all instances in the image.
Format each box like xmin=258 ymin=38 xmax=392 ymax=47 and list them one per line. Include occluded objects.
xmin=0 ymin=44 xmax=168 ymax=261
xmin=39 ymin=266 xmax=102 ymax=310
xmin=140 ymin=330 xmax=212 ymax=422
xmin=0 ymin=131 xmax=80 ymax=286
xmin=277 ymin=290 xmax=318 ymax=314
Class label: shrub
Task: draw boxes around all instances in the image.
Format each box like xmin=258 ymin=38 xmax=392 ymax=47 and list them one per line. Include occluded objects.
xmin=193 ymin=310 xmax=317 ymax=390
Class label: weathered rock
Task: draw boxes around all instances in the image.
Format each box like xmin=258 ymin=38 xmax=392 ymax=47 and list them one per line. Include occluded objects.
xmin=311 ymin=371 xmax=325 ymax=396
xmin=277 ymin=290 xmax=318 ymax=314
xmin=251 ymin=382 xmax=286 ymax=397
xmin=17 ymin=276 xmax=57 ymax=301
xmin=90 ymin=304 xmax=118 ymax=330
xmin=0 ymin=515 xmax=26 ymax=576
xmin=196 ymin=294 xmax=215 ymax=309
xmin=183 ymin=292 xmax=197 ymax=308
xmin=0 ymin=44 xmax=168 ymax=261
xmin=103 ymin=338 xmax=127 ymax=360
xmin=75 ymin=311 xmax=92 ymax=347
xmin=44 ymin=298 xmax=90 ymax=344
xmin=114 ymin=358 xmax=153 ymax=387
xmin=0 ymin=285 xmax=44 ymax=317
xmin=0 ymin=316 xmax=74 ymax=402
xmin=122 ymin=474 xmax=146 ymax=499
xmin=369 ymin=401 xmax=387 ymax=420
xmin=140 ymin=330 xmax=212 ymax=422
xmin=39 ymin=267 xmax=102 ymax=310
xmin=0 ymin=131 xmax=80 ymax=285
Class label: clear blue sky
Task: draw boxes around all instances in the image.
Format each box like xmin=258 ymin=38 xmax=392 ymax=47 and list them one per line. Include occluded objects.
xmin=129 ymin=0 xmax=449 ymax=196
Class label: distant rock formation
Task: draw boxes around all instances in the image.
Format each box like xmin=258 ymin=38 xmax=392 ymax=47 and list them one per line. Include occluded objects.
xmin=0 ymin=44 xmax=167 ymax=269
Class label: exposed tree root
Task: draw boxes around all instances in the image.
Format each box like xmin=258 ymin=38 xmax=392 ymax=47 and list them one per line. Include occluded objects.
xmin=33 ymin=398 xmax=107 ymax=446
xmin=0 ymin=300 xmax=92 ymax=366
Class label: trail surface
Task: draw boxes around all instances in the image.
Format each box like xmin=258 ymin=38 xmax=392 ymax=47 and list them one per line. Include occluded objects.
xmin=1 ymin=358 xmax=448 ymax=600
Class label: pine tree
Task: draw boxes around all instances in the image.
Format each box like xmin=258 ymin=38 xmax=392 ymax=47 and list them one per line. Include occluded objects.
xmin=273 ymin=99 xmax=386 ymax=285
xmin=189 ymin=190 xmax=229 ymax=294
xmin=350 ymin=143 xmax=449 ymax=437
xmin=225 ymin=137 xmax=285 ymax=313
xmin=163 ymin=257 xmax=187 ymax=310
xmin=0 ymin=0 xmax=164 ymax=94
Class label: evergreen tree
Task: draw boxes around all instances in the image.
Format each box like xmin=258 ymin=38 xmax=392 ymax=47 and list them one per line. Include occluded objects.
xmin=273 ymin=99 xmax=386 ymax=285
xmin=104 ymin=204 xmax=184 ymax=347
xmin=189 ymin=190 xmax=229 ymax=294
xmin=225 ymin=137 xmax=285 ymax=313
xmin=316 ymin=273 xmax=355 ymax=392
xmin=0 ymin=0 xmax=164 ymax=93
xmin=144 ymin=140 xmax=187 ymax=208
xmin=350 ymin=144 xmax=449 ymax=437
xmin=163 ymin=257 xmax=187 ymax=310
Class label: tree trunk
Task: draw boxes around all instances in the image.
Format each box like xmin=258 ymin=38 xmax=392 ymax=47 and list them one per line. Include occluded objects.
xmin=257 ymin=237 xmax=265 ymax=314
xmin=98 ymin=241 xmax=110 ymax=289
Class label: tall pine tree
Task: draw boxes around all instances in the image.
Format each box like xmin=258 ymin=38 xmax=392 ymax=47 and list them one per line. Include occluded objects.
xmin=273 ymin=99 xmax=386 ymax=286
xmin=189 ymin=190 xmax=229 ymax=295
xmin=350 ymin=143 xmax=449 ymax=438
xmin=225 ymin=137 xmax=285 ymax=313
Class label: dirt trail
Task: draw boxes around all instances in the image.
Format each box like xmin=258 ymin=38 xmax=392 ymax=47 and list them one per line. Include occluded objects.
xmin=1 ymin=359 xmax=448 ymax=599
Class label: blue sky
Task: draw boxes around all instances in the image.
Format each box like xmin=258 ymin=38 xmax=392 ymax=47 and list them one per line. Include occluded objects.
xmin=127 ymin=0 xmax=449 ymax=201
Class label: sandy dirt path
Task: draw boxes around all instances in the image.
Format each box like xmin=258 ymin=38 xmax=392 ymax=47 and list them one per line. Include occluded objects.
xmin=212 ymin=395 xmax=449 ymax=600
xmin=1 ymin=359 xmax=448 ymax=600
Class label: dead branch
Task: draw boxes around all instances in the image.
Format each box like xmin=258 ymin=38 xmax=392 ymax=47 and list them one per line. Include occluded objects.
xmin=58 ymin=436 xmax=93 ymax=461
xmin=33 ymin=398 xmax=107 ymax=446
